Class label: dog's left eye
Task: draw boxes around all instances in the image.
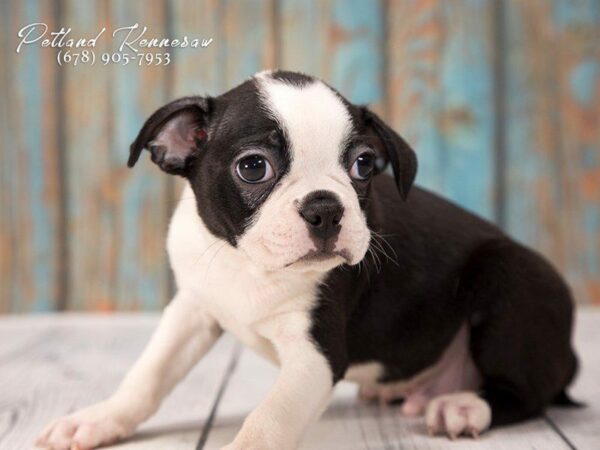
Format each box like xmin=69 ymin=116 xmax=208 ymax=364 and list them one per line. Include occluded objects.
xmin=350 ymin=153 xmax=375 ymax=180
xmin=236 ymin=154 xmax=274 ymax=183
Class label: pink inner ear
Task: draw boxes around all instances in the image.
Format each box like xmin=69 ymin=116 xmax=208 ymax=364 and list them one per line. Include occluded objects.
xmin=152 ymin=111 xmax=202 ymax=162
xmin=196 ymin=129 xmax=207 ymax=141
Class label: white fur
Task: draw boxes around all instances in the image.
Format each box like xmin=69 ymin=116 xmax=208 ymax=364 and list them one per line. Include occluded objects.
xmin=425 ymin=392 xmax=492 ymax=439
xmin=37 ymin=170 xmax=339 ymax=450
xmin=345 ymin=362 xmax=384 ymax=385
xmin=238 ymin=75 xmax=371 ymax=271
xmin=36 ymin=74 xmax=365 ymax=450
xmin=169 ymin=184 xmax=338 ymax=450
xmin=168 ymin=183 xmax=326 ymax=362
xmin=36 ymin=288 xmax=222 ymax=449
xmin=35 ymin=73 xmax=463 ymax=450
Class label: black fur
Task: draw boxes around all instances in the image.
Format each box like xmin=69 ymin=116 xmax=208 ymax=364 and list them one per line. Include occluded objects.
xmin=129 ymin=78 xmax=292 ymax=246
xmin=361 ymin=108 xmax=417 ymax=200
xmin=131 ymin=70 xmax=578 ymax=429
xmin=310 ymin=176 xmax=578 ymax=426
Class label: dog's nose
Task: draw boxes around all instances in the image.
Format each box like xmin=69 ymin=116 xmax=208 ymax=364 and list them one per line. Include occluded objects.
xmin=299 ymin=191 xmax=344 ymax=241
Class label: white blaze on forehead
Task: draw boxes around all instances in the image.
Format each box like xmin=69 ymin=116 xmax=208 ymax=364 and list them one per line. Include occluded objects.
xmin=256 ymin=76 xmax=353 ymax=165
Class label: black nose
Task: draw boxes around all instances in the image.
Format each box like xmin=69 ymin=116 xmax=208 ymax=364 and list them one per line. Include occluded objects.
xmin=298 ymin=191 xmax=344 ymax=241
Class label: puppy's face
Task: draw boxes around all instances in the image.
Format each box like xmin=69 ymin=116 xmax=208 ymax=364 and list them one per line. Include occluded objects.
xmin=129 ymin=71 xmax=416 ymax=272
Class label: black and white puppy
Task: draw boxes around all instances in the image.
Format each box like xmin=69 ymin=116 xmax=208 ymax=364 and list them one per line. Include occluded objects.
xmin=37 ymin=71 xmax=578 ymax=450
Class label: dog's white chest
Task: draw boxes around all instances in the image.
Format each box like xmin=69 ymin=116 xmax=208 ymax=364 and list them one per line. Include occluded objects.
xmin=197 ymin=269 xmax=281 ymax=362
xmin=166 ymin=184 xmax=322 ymax=363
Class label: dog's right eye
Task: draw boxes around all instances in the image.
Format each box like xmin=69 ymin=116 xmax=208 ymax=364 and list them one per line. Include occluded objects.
xmin=236 ymin=154 xmax=274 ymax=183
xmin=350 ymin=153 xmax=375 ymax=180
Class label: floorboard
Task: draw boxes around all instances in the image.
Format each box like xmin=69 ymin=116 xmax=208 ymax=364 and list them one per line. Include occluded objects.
xmin=0 ymin=310 xmax=598 ymax=449
xmin=546 ymin=309 xmax=600 ymax=450
xmin=203 ymin=309 xmax=600 ymax=450
xmin=203 ymin=348 xmax=570 ymax=450
xmin=0 ymin=314 xmax=236 ymax=450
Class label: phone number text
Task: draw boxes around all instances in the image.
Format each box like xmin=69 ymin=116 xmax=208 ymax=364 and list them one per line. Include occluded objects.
xmin=57 ymin=50 xmax=171 ymax=66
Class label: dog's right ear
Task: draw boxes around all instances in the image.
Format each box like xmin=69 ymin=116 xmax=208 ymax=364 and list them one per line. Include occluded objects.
xmin=128 ymin=96 xmax=212 ymax=176
xmin=361 ymin=107 xmax=417 ymax=200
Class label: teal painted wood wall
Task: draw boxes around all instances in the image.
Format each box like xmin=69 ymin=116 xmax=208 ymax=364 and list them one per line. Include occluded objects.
xmin=0 ymin=0 xmax=598 ymax=312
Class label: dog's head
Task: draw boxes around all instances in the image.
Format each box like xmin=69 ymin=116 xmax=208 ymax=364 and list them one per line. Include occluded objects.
xmin=129 ymin=71 xmax=417 ymax=272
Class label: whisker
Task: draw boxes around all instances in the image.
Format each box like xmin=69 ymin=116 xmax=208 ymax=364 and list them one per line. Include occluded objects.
xmin=373 ymin=231 xmax=398 ymax=259
xmin=194 ymin=239 xmax=223 ymax=267
xmin=358 ymin=255 xmax=371 ymax=282
xmin=367 ymin=246 xmax=381 ymax=274
xmin=203 ymin=242 xmax=228 ymax=282
xmin=370 ymin=236 xmax=391 ymax=263
xmin=369 ymin=231 xmax=399 ymax=267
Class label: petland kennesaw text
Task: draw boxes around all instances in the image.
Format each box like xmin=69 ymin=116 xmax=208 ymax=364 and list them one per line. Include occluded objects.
xmin=16 ymin=23 xmax=213 ymax=53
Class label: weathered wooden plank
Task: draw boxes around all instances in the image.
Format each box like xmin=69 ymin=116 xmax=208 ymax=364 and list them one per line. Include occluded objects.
xmin=503 ymin=0 xmax=600 ymax=305
xmin=0 ymin=0 xmax=61 ymax=312
xmin=387 ymin=0 xmax=496 ymax=220
xmin=108 ymin=0 xmax=171 ymax=311
xmin=222 ymin=0 xmax=276 ymax=88
xmin=4 ymin=311 xmax=599 ymax=449
xmin=302 ymin=398 xmax=568 ymax=450
xmin=547 ymin=308 xmax=600 ymax=450
xmin=279 ymin=0 xmax=385 ymax=112
xmin=62 ymin=0 xmax=113 ymax=311
xmin=278 ymin=0 xmax=329 ymax=77
xmin=567 ymin=3 xmax=597 ymax=303
xmin=553 ymin=0 xmax=600 ymax=306
xmin=0 ymin=314 xmax=236 ymax=450
xmin=204 ymin=347 xmax=569 ymax=449
xmin=506 ymin=1 xmax=600 ymax=303
xmin=65 ymin=1 xmax=170 ymax=311
xmin=170 ymin=0 xmax=221 ymax=97
xmin=503 ymin=0 xmax=566 ymax=272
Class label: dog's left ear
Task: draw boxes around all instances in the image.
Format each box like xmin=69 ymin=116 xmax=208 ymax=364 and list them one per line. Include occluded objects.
xmin=128 ymin=96 xmax=212 ymax=176
xmin=362 ymin=107 xmax=417 ymax=200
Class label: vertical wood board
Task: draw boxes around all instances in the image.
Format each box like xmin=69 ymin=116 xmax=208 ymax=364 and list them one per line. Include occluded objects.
xmin=504 ymin=0 xmax=600 ymax=304
xmin=0 ymin=0 xmax=61 ymax=312
xmin=388 ymin=0 xmax=497 ymax=220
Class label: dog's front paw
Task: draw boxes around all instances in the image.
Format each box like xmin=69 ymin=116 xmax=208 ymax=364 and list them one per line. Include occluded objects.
xmin=425 ymin=391 xmax=491 ymax=439
xmin=35 ymin=400 xmax=133 ymax=450
xmin=220 ymin=442 xmax=280 ymax=450
xmin=220 ymin=435 xmax=288 ymax=450
xmin=220 ymin=444 xmax=241 ymax=450
xmin=220 ymin=443 xmax=263 ymax=450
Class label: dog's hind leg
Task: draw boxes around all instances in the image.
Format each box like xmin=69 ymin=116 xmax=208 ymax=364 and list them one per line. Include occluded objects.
xmin=460 ymin=239 xmax=578 ymax=427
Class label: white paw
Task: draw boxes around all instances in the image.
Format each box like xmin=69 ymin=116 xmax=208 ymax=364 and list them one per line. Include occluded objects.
xmin=220 ymin=442 xmax=273 ymax=450
xmin=425 ymin=392 xmax=491 ymax=439
xmin=220 ymin=439 xmax=283 ymax=450
xmin=35 ymin=401 xmax=133 ymax=450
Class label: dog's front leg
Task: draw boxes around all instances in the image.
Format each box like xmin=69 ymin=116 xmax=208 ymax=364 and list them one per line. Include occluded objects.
xmin=36 ymin=290 xmax=221 ymax=450
xmin=223 ymin=311 xmax=339 ymax=450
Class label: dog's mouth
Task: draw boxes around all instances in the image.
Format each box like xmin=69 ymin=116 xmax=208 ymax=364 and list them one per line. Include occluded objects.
xmin=285 ymin=249 xmax=351 ymax=268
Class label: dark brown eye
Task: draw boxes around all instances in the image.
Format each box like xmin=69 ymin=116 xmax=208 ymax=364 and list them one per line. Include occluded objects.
xmin=236 ymin=154 xmax=274 ymax=183
xmin=350 ymin=153 xmax=375 ymax=180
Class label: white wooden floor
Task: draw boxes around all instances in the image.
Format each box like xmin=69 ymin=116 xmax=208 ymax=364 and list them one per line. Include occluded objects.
xmin=1 ymin=310 xmax=599 ymax=450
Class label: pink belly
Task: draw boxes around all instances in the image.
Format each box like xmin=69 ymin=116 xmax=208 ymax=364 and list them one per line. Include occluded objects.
xmin=357 ymin=323 xmax=482 ymax=416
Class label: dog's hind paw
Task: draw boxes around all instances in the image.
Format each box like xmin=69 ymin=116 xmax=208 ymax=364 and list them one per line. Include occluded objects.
xmin=425 ymin=391 xmax=491 ymax=439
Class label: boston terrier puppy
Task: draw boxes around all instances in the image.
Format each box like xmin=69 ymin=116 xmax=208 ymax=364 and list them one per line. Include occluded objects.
xmin=37 ymin=71 xmax=578 ymax=450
